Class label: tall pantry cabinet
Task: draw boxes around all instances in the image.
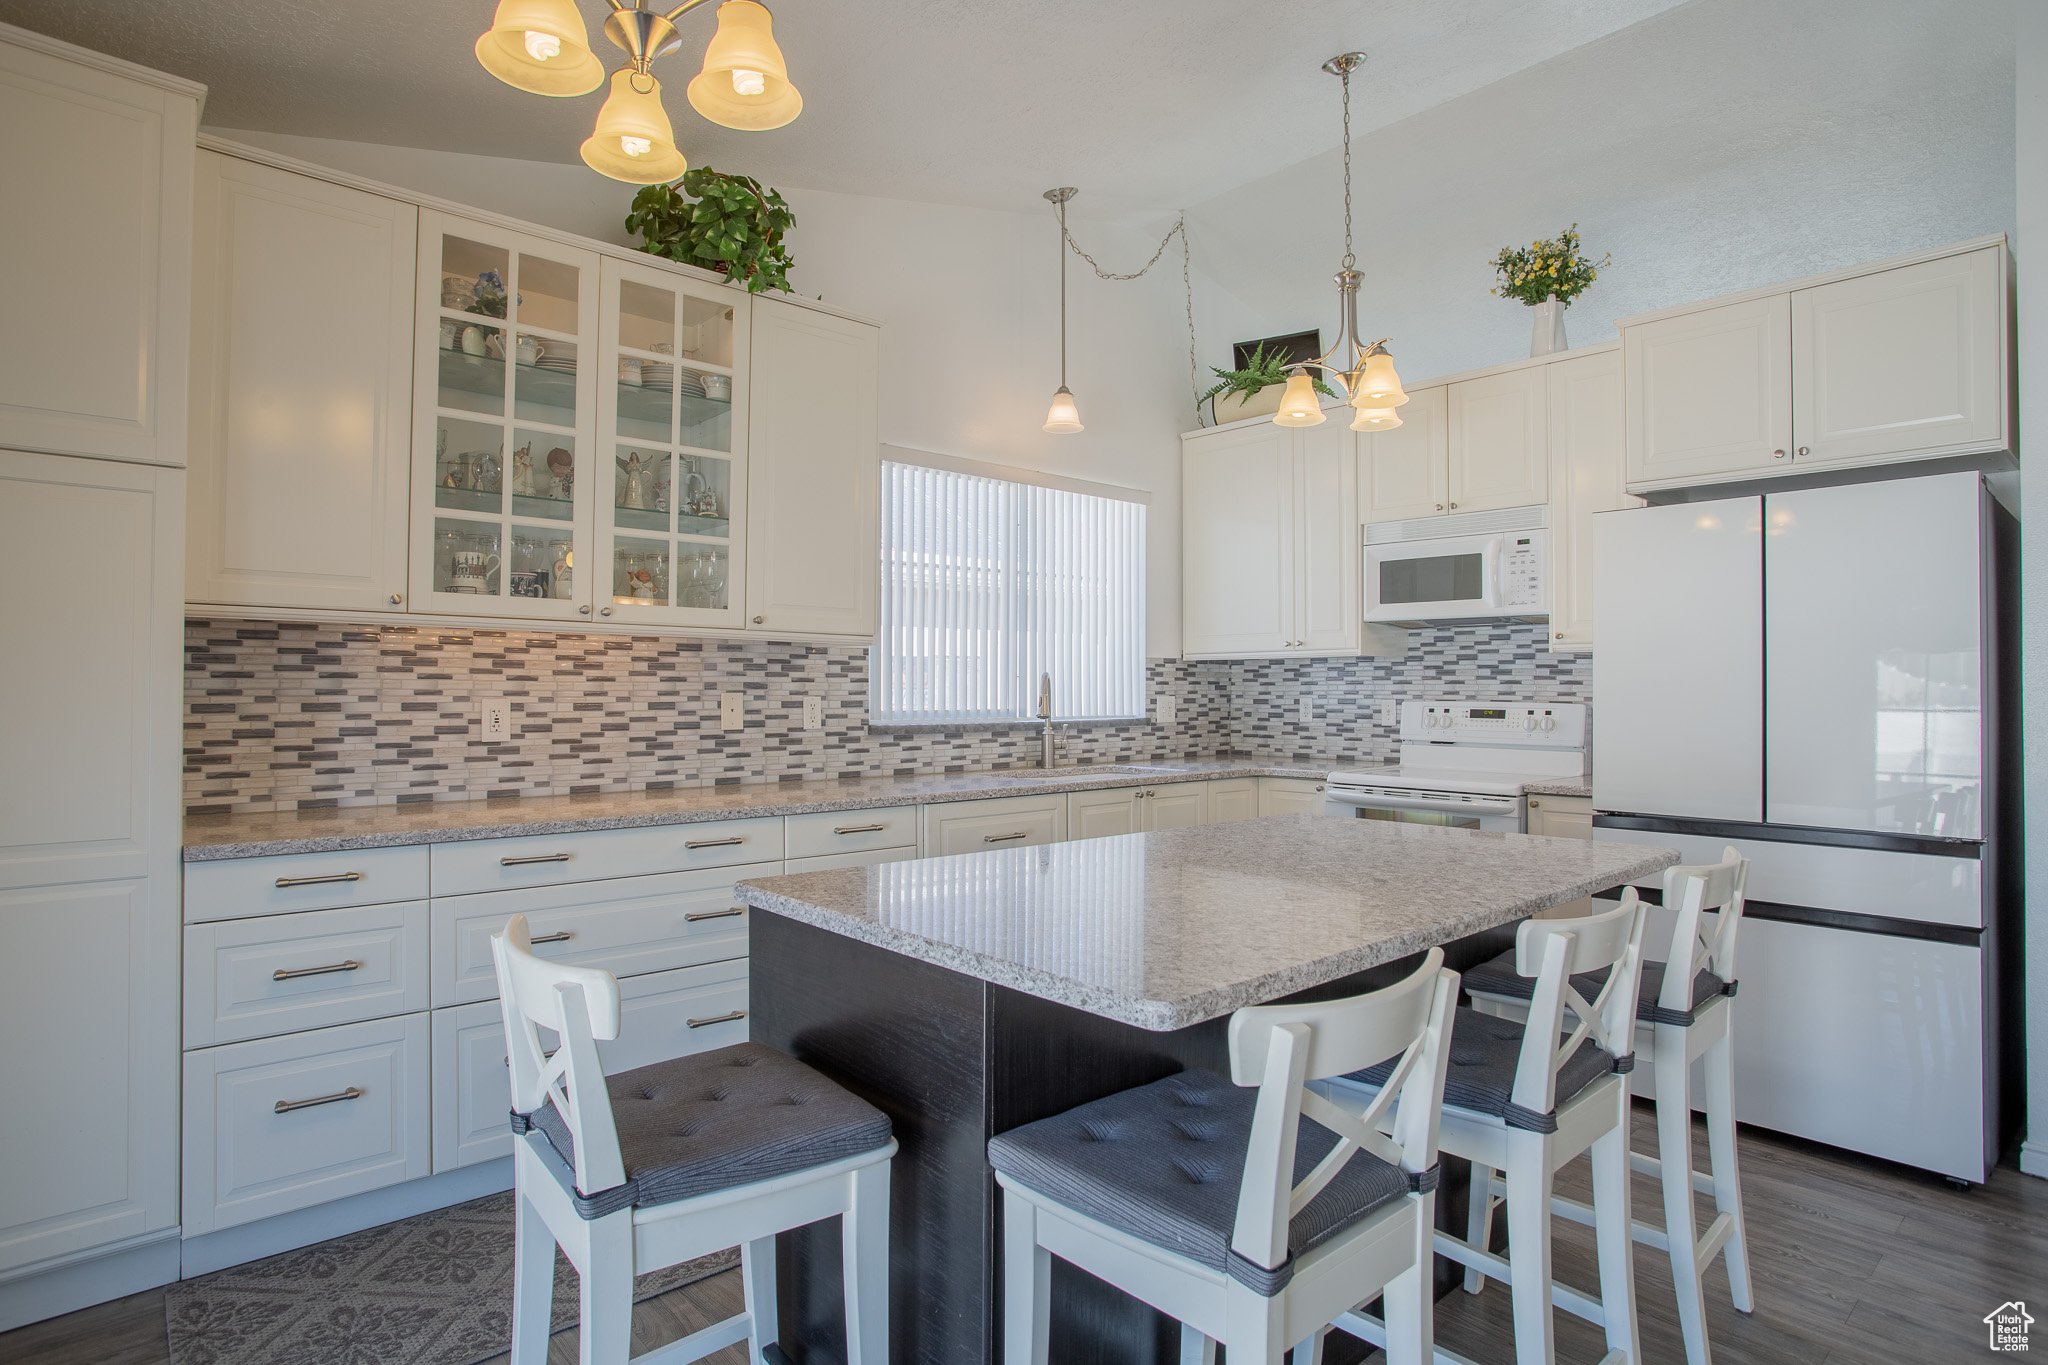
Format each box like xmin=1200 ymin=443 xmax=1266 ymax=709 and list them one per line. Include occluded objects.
xmin=0 ymin=23 xmax=196 ymax=1329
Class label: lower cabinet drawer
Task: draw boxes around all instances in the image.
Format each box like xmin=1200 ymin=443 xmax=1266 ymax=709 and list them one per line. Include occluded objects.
xmin=184 ymin=845 xmax=429 ymax=924
xmin=920 ymin=794 xmax=1067 ymax=856
xmin=184 ymin=901 xmax=430 ymax=1047
xmin=430 ymin=862 xmax=770 ymax=1007
xmin=432 ymin=959 xmax=751 ymax=1171
xmin=781 ymin=845 xmax=919 ymax=874
xmin=182 ymin=1014 xmax=431 ymax=1234
xmin=785 ymin=806 xmax=919 ymax=859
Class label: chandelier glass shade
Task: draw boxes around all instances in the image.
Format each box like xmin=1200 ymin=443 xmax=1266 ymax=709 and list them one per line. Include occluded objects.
xmin=688 ymin=2 xmax=802 ymax=129
xmin=1273 ymin=371 xmax=1328 ymax=427
xmin=475 ymin=0 xmax=606 ymax=96
xmin=582 ymin=69 xmax=691 ymax=182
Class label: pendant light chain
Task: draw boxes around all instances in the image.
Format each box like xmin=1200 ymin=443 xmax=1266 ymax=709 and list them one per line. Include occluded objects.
xmin=1340 ymin=65 xmax=1355 ymax=271
xmin=1051 ymin=205 xmax=1206 ymax=424
xmin=1058 ymin=195 xmax=1069 ymax=387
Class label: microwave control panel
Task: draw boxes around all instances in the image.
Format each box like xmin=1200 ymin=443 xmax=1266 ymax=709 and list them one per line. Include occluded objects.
xmin=1501 ymin=534 xmax=1545 ymax=610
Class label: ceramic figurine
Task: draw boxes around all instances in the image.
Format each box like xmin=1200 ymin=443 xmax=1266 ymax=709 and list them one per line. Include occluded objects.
xmin=552 ymin=545 xmax=573 ymax=599
xmin=621 ymin=452 xmax=648 ymax=509
xmin=631 ymin=568 xmax=657 ymax=600
xmin=511 ymin=443 xmax=536 ymax=497
xmin=546 ymin=447 xmax=574 ymax=499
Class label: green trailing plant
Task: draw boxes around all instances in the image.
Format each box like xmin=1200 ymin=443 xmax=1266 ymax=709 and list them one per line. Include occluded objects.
xmin=1490 ymin=224 xmax=1610 ymax=305
xmin=625 ymin=167 xmax=796 ymax=294
xmin=1199 ymin=341 xmax=1337 ymax=408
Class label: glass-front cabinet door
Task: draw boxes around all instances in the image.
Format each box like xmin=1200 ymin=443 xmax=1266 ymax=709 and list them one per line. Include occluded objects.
xmin=593 ymin=256 xmax=749 ymax=628
xmin=409 ymin=212 xmax=602 ymax=619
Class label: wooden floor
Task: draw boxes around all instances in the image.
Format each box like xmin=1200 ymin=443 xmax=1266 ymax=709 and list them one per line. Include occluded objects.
xmin=6 ymin=1107 xmax=2040 ymax=1365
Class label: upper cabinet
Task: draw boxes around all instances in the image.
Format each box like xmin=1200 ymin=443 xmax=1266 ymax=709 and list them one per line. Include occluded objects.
xmin=1360 ymin=364 xmax=1548 ymax=525
xmin=1622 ymin=238 xmax=2009 ymax=493
xmin=1361 ymin=386 xmax=1447 ymax=522
xmin=187 ymin=152 xmax=417 ymax=611
xmin=1545 ymin=350 xmax=1637 ymax=652
xmin=743 ymin=298 xmax=880 ymax=638
xmin=0 ymin=27 xmax=200 ymax=467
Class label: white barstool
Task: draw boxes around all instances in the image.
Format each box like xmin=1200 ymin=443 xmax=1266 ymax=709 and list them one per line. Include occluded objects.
xmin=491 ymin=914 xmax=898 ymax=1365
xmin=1465 ymin=850 xmax=1753 ymax=1365
xmin=989 ymin=950 xmax=1460 ymax=1365
xmin=1323 ymin=893 xmax=1649 ymax=1365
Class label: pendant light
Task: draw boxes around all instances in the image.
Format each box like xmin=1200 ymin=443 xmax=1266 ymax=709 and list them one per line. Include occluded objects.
xmin=1042 ymin=186 xmax=1084 ymax=434
xmin=687 ymin=1 xmax=802 ymax=130
xmin=475 ymin=0 xmax=606 ymax=96
xmin=1276 ymin=53 xmax=1409 ymax=427
xmin=582 ymin=68 xmax=690 ymax=183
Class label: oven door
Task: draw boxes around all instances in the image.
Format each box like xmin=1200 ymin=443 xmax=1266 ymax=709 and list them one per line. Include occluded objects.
xmin=1323 ymin=782 xmax=1525 ymax=833
xmin=1364 ymin=533 xmax=1501 ymax=622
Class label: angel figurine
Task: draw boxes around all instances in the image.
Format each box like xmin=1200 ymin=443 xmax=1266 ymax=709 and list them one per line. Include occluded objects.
xmin=511 ymin=443 xmax=536 ymax=497
xmin=631 ymin=567 xmax=657 ymax=600
xmin=545 ymin=447 xmax=574 ymax=500
xmin=621 ymin=451 xmax=648 ymax=510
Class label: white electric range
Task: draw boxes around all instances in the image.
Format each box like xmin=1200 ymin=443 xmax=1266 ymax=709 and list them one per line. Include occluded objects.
xmin=1324 ymin=700 xmax=1589 ymax=832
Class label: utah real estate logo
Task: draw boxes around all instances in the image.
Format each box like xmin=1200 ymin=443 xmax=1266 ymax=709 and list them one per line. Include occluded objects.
xmin=1985 ymin=1301 xmax=2034 ymax=1352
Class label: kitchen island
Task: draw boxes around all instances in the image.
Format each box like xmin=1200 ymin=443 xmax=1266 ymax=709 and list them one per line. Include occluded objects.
xmin=736 ymin=815 xmax=1677 ymax=1365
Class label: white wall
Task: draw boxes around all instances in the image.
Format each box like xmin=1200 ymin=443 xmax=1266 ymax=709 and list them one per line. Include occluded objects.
xmin=2016 ymin=3 xmax=2047 ymax=1182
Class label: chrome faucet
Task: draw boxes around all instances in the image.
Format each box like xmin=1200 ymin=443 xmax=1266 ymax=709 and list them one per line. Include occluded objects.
xmin=1038 ymin=672 xmax=1058 ymax=769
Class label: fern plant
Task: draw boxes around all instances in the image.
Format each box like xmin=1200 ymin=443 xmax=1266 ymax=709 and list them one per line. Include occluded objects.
xmin=625 ymin=167 xmax=796 ymax=294
xmin=1199 ymin=341 xmax=1338 ymax=407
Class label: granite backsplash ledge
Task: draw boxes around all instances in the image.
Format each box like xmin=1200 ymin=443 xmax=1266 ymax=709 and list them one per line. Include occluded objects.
xmin=183 ymin=618 xmax=1589 ymax=816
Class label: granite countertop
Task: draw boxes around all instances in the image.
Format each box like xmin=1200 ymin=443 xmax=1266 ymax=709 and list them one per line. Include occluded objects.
xmin=736 ymin=815 xmax=1676 ymax=1031
xmin=181 ymin=757 xmax=1351 ymax=861
xmin=1523 ymin=779 xmax=1594 ymax=797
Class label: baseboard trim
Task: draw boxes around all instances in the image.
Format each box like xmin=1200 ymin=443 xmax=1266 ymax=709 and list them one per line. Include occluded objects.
xmin=2021 ymin=1140 xmax=2048 ymax=1180
xmin=179 ymin=1159 xmax=512 ymax=1278
xmin=0 ymin=1231 xmax=182 ymax=1333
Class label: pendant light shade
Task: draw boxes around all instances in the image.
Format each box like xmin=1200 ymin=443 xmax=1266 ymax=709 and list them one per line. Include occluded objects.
xmin=1273 ymin=371 xmax=1328 ymax=427
xmin=476 ymin=0 xmax=605 ymax=96
xmin=1350 ymin=405 xmax=1403 ymax=431
xmin=1355 ymin=348 xmax=1410 ymax=407
xmin=1043 ymin=385 xmax=1084 ymax=434
xmin=687 ymin=1 xmax=802 ymax=130
xmin=581 ymin=69 xmax=690 ymax=183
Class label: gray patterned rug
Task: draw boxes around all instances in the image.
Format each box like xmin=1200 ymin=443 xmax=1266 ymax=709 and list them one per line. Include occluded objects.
xmin=164 ymin=1191 xmax=739 ymax=1365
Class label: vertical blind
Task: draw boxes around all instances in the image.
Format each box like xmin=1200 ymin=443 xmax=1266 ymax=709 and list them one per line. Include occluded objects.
xmin=872 ymin=460 xmax=1146 ymax=724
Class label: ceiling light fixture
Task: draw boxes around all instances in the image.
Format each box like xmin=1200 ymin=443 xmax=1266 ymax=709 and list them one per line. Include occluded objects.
xmin=476 ymin=0 xmax=802 ymax=185
xmin=1042 ymin=186 xmax=1084 ymax=435
xmin=1276 ymin=52 xmax=1409 ymax=433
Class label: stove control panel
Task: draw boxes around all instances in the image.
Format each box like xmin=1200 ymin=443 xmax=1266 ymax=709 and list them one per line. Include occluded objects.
xmin=1400 ymin=700 xmax=1587 ymax=747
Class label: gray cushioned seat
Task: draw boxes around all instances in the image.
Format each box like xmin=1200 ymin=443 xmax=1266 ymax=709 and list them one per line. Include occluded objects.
xmin=1345 ymin=1007 xmax=1621 ymax=1134
xmin=514 ymin=1041 xmax=892 ymax=1219
xmin=1462 ymin=950 xmax=1730 ymax=1027
xmin=985 ymin=1069 xmax=1416 ymax=1297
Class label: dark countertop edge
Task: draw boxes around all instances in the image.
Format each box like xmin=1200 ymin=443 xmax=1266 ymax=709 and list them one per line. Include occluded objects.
xmin=180 ymin=760 xmax=1347 ymax=862
xmin=733 ymin=845 xmax=1679 ymax=1032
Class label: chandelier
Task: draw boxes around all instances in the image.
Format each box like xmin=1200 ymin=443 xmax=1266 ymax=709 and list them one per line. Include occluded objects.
xmin=475 ymin=0 xmax=801 ymax=184
xmin=1273 ymin=52 xmax=1409 ymax=432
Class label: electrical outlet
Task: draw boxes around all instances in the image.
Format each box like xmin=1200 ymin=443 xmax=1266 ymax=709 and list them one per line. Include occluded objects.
xmin=1154 ymin=693 xmax=1176 ymax=724
xmin=1297 ymin=695 xmax=1314 ymax=725
xmin=1379 ymin=699 xmax=1394 ymax=725
xmin=802 ymin=695 xmax=824 ymax=730
xmin=478 ymin=697 xmax=511 ymax=739
xmin=720 ymin=691 xmax=745 ymax=731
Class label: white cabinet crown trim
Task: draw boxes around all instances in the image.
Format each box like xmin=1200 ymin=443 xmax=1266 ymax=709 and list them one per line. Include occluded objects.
xmin=1614 ymin=233 xmax=2009 ymax=330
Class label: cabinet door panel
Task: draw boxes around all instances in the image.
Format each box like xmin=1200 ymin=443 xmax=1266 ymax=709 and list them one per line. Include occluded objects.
xmin=1545 ymin=351 xmax=1634 ymax=652
xmin=1792 ymin=248 xmax=2005 ymax=466
xmin=1362 ymin=386 xmax=1447 ymax=522
xmin=1067 ymin=788 xmax=1141 ymax=840
xmin=1294 ymin=424 xmax=1359 ymax=653
xmin=1181 ymin=424 xmax=1291 ymax=656
xmin=1206 ymin=779 xmax=1258 ymax=823
xmin=745 ymin=299 xmax=879 ymax=637
xmin=188 ymin=153 xmax=417 ymax=610
xmin=1449 ymin=367 xmax=1548 ymax=512
xmin=1143 ymin=785 xmax=1209 ymax=831
xmin=1624 ymin=295 xmax=1792 ymax=487
xmin=1257 ymin=779 xmax=1327 ymax=817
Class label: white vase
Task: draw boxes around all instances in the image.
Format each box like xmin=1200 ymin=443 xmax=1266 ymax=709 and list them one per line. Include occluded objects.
xmin=1530 ymin=296 xmax=1568 ymax=357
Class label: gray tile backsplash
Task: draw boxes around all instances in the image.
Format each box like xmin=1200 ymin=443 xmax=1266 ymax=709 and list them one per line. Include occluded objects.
xmin=182 ymin=619 xmax=1589 ymax=815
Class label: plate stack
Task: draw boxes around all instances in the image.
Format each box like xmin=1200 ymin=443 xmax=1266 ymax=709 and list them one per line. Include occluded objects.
xmin=535 ymin=353 xmax=577 ymax=375
xmin=674 ymin=367 xmax=708 ymax=399
xmin=642 ymin=360 xmax=674 ymax=392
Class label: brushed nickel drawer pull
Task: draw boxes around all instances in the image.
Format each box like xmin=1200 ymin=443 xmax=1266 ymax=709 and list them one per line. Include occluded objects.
xmin=686 ymin=1010 xmax=746 ymax=1029
xmin=275 ymin=872 xmax=364 ymax=888
xmin=501 ymin=853 xmax=572 ymax=866
xmin=833 ymin=823 xmax=888 ymax=835
xmin=685 ymin=836 xmax=746 ymax=849
xmin=275 ymin=1086 xmax=364 ymax=1114
xmin=984 ymin=831 xmax=1029 ymax=843
xmin=272 ymin=959 xmax=363 ymax=981
xmin=685 ymin=907 xmax=745 ymax=922
xmin=530 ymin=931 xmax=575 ymax=945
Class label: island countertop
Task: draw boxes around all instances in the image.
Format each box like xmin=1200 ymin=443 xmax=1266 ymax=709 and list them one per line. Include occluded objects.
xmin=736 ymin=814 xmax=1677 ymax=1031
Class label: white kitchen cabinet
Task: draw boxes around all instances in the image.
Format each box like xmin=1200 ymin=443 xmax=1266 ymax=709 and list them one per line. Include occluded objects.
xmin=1067 ymin=783 xmax=1211 ymax=839
xmin=187 ymin=152 xmax=418 ymax=612
xmin=1145 ymin=784 xmax=1210 ymax=830
xmin=1623 ymin=294 xmax=1792 ymax=487
xmin=0 ymin=27 xmax=199 ymax=468
xmin=921 ymin=794 xmax=1066 ymax=855
xmin=744 ymin=297 xmax=880 ymax=638
xmin=1207 ymin=778 xmax=1258 ymax=823
xmin=1448 ymin=366 xmax=1548 ymax=513
xmin=1545 ymin=350 xmax=1636 ymax=652
xmin=1257 ymin=778 xmax=1328 ymax=818
xmin=1295 ymin=423 xmax=1362 ymax=652
xmin=1360 ymin=386 xmax=1448 ymax=522
xmin=1525 ymin=793 xmax=1593 ymax=839
xmin=408 ymin=211 xmax=602 ymax=621
xmin=1791 ymin=246 xmax=2005 ymax=468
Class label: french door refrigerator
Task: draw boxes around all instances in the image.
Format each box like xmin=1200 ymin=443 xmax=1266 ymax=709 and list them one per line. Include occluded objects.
xmin=1590 ymin=471 xmax=2016 ymax=1183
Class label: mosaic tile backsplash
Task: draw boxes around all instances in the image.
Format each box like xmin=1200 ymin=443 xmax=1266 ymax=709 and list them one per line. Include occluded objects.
xmin=183 ymin=619 xmax=1590 ymax=816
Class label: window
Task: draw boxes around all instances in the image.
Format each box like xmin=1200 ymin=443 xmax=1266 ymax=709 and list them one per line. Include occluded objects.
xmin=871 ymin=458 xmax=1146 ymax=725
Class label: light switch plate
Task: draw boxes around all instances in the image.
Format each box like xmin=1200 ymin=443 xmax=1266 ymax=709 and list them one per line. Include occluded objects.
xmin=720 ymin=691 xmax=745 ymax=731
xmin=478 ymin=698 xmax=510 ymax=739
xmin=1155 ymin=694 xmax=1176 ymax=724
xmin=802 ymin=695 xmax=823 ymax=730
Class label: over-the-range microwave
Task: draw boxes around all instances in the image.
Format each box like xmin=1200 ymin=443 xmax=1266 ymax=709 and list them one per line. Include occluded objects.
xmin=1363 ymin=506 xmax=1547 ymax=624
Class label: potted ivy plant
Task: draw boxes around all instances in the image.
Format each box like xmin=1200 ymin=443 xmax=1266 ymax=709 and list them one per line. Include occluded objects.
xmin=625 ymin=166 xmax=796 ymax=294
xmin=1199 ymin=342 xmax=1337 ymax=423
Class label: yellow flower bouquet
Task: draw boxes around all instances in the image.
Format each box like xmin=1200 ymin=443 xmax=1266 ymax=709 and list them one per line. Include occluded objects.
xmin=1490 ymin=225 xmax=1609 ymax=306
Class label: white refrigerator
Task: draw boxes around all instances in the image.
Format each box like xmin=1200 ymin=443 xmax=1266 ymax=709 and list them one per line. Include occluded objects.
xmin=1590 ymin=471 xmax=2015 ymax=1183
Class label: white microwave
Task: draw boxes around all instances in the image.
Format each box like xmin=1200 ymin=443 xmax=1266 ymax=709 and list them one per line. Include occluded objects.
xmin=1363 ymin=518 xmax=1547 ymax=623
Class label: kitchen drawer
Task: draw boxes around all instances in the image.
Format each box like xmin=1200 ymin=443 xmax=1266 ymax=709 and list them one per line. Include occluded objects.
xmin=782 ymin=845 xmax=920 ymax=874
xmin=920 ymin=794 xmax=1067 ymax=857
xmin=185 ymin=901 xmax=429 ymax=1046
xmin=432 ymin=959 xmax=750 ymax=1171
xmin=429 ymin=818 xmax=785 ymax=896
xmin=784 ymin=805 xmax=918 ymax=859
xmin=184 ymin=845 xmax=429 ymax=923
xmin=430 ymin=861 xmax=767 ymax=1007
xmin=182 ymin=1013 xmax=430 ymax=1234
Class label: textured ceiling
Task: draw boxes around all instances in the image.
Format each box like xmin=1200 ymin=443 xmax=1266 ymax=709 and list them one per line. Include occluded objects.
xmin=0 ymin=0 xmax=1691 ymax=214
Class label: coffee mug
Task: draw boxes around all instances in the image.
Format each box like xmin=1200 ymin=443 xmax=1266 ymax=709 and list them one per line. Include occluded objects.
xmin=515 ymin=336 xmax=546 ymax=366
xmin=618 ymin=357 xmax=643 ymax=386
xmin=702 ymin=373 xmax=731 ymax=401
xmin=508 ymin=569 xmax=548 ymax=599
xmin=449 ymin=550 xmax=500 ymax=592
xmin=439 ymin=320 xmax=458 ymax=351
